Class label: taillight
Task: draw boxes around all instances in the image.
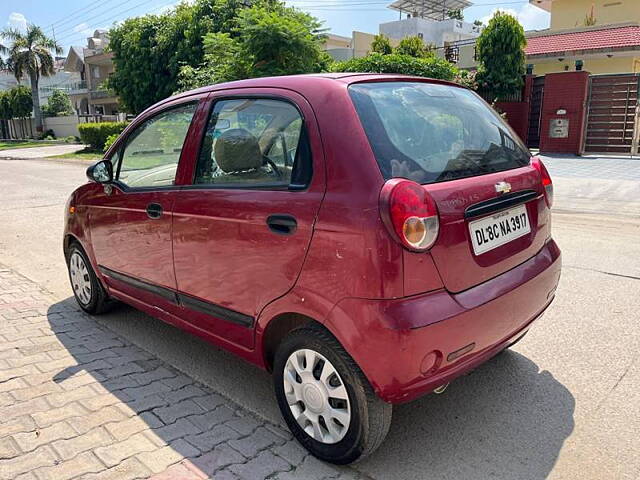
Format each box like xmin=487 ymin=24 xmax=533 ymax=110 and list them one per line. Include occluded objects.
xmin=380 ymin=179 xmax=439 ymax=251
xmin=531 ymin=156 xmax=553 ymax=207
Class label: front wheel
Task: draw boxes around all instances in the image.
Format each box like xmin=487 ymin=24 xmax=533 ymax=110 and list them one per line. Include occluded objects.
xmin=273 ymin=326 xmax=392 ymax=464
xmin=66 ymin=243 xmax=111 ymax=314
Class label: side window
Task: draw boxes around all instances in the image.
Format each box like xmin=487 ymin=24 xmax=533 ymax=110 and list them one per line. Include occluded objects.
xmin=194 ymin=98 xmax=309 ymax=187
xmin=116 ymin=103 xmax=197 ymax=188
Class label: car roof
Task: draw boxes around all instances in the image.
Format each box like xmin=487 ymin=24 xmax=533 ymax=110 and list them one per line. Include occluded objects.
xmin=163 ymin=73 xmax=463 ymax=106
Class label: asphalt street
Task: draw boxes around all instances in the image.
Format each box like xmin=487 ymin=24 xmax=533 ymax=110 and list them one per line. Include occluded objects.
xmin=0 ymin=156 xmax=638 ymax=480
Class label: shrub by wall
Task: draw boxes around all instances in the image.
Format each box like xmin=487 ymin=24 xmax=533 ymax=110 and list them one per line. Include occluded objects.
xmin=331 ymin=53 xmax=458 ymax=81
xmin=78 ymin=122 xmax=128 ymax=151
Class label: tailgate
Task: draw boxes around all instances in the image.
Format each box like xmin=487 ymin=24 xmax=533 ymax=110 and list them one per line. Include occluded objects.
xmin=425 ymin=166 xmax=550 ymax=293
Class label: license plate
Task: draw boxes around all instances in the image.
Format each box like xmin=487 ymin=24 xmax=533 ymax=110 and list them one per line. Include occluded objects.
xmin=469 ymin=204 xmax=531 ymax=255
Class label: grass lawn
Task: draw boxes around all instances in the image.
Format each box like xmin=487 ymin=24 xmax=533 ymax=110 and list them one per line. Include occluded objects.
xmin=50 ymin=148 xmax=103 ymax=161
xmin=0 ymin=140 xmax=61 ymax=151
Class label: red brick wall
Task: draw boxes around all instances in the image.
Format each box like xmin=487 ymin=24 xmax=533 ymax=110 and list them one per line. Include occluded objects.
xmin=495 ymin=75 xmax=535 ymax=144
xmin=538 ymin=71 xmax=590 ymax=155
xmin=496 ymin=101 xmax=529 ymax=141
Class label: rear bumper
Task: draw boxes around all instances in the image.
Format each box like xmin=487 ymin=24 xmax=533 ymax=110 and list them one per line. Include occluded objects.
xmin=325 ymin=239 xmax=561 ymax=404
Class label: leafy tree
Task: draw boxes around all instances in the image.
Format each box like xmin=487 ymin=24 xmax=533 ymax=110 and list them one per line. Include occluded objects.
xmin=475 ymin=11 xmax=526 ymax=99
xmin=447 ymin=9 xmax=463 ymax=20
xmin=42 ymin=89 xmax=73 ymax=116
xmin=0 ymin=90 xmax=12 ymax=121
xmin=9 ymin=85 xmax=33 ymax=138
xmin=10 ymin=85 xmax=33 ymax=117
xmin=238 ymin=5 xmax=328 ymax=77
xmin=394 ymin=36 xmax=433 ymax=58
xmin=108 ymin=0 xmax=268 ymax=114
xmin=0 ymin=25 xmax=62 ymax=132
xmin=473 ymin=19 xmax=484 ymax=27
xmin=177 ymin=2 xmax=329 ymax=91
xmin=331 ymin=52 xmax=457 ymax=81
xmin=371 ymin=34 xmax=393 ymax=55
xmin=0 ymin=91 xmax=10 ymax=138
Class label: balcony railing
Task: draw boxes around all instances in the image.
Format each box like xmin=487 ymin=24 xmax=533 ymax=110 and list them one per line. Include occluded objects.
xmin=90 ymin=90 xmax=113 ymax=100
xmin=71 ymin=81 xmax=87 ymax=91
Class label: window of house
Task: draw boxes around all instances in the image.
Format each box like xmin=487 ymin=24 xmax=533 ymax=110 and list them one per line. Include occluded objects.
xmin=194 ymin=98 xmax=310 ymax=187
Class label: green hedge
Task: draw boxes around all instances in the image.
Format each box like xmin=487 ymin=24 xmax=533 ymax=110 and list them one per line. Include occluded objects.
xmin=78 ymin=122 xmax=128 ymax=151
xmin=331 ymin=52 xmax=458 ymax=81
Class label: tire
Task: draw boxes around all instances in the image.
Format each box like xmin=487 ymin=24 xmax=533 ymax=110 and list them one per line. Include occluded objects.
xmin=273 ymin=325 xmax=392 ymax=464
xmin=66 ymin=243 xmax=111 ymax=314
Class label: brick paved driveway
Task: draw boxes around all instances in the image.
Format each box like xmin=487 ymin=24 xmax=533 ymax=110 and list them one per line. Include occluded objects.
xmin=0 ymin=265 xmax=362 ymax=480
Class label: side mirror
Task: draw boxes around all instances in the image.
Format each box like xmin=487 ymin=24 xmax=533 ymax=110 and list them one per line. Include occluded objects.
xmin=86 ymin=160 xmax=113 ymax=184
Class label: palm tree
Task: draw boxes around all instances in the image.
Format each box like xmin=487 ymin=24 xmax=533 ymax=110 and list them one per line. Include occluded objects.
xmin=0 ymin=25 xmax=62 ymax=133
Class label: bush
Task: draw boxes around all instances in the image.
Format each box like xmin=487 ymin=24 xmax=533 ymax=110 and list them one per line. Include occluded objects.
xmin=331 ymin=52 xmax=458 ymax=81
xmin=78 ymin=122 xmax=128 ymax=150
xmin=371 ymin=34 xmax=392 ymax=55
xmin=394 ymin=36 xmax=434 ymax=58
xmin=38 ymin=129 xmax=56 ymax=140
xmin=454 ymin=69 xmax=478 ymax=90
xmin=103 ymin=133 xmax=120 ymax=153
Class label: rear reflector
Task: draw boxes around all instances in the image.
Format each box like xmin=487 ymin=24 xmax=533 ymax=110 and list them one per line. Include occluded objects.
xmin=380 ymin=179 xmax=439 ymax=252
xmin=531 ymin=157 xmax=553 ymax=207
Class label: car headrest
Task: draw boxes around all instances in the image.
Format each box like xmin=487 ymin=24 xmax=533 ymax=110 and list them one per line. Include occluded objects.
xmin=214 ymin=128 xmax=263 ymax=173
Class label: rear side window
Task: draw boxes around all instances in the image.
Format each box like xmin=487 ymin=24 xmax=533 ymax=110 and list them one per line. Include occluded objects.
xmin=194 ymin=98 xmax=310 ymax=188
xmin=349 ymin=82 xmax=530 ymax=184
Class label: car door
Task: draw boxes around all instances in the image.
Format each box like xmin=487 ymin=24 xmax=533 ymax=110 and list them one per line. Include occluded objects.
xmin=88 ymin=100 xmax=199 ymax=306
xmin=172 ymin=90 xmax=326 ymax=349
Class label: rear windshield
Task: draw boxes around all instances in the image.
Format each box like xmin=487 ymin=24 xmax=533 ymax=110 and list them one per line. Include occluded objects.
xmin=349 ymin=82 xmax=530 ymax=184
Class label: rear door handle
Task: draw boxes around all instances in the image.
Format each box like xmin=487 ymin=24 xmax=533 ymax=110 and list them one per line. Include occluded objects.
xmin=146 ymin=203 xmax=163 ymax=219
xmin=266 ymin=214 xmax=297 ymax=235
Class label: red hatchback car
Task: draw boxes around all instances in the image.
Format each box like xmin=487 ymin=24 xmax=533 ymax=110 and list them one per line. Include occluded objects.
xmin=64 ymin=74 xmax=561 ymax=464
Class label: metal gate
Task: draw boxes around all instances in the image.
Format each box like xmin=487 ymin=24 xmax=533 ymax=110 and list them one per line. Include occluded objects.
xmin=584 ymin=74 xmax=640 ymax=155
xmin=527 ymin=76 xmax=545 ymax=149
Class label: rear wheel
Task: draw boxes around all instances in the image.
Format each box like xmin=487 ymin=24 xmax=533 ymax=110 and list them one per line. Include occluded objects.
xmin=273 ymin=326 xmax=392 ymax=464
xmin=66 ymin=243 xmax=111 ymax=314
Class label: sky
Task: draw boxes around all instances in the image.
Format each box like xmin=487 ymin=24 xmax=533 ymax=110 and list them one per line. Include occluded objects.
xmin=0 ymin=0 xmax=550 ymax=56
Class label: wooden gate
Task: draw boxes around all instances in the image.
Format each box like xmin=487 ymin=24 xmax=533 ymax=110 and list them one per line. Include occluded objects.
xmin=527 ymin=76 xmax=545 ymax=149
xmin=584 ymin=74 xmax=640 ymax=155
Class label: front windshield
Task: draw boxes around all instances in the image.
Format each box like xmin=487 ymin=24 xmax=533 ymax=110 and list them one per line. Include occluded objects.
xmin=349 ymin=82 xmax=530 ymax=184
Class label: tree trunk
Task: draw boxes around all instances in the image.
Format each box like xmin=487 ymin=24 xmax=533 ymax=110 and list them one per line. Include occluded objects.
xmin=30 ymin=73 xmax=43 ymax=134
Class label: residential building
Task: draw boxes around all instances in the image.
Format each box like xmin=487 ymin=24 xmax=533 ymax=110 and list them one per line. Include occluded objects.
xmin=450 ymin=0 xmax=640 ymax=75
xmin=0 ymin=57 xmax=81 ymax=107
xmin=323 ymin=32 xmax=397 ymax=61
xmin=381 ymin=0 xmax=481 ymax=48
xmin=64 ymin=29 xmax=121 ymax=117
xmin=323 ymin=0 xmax=480 ymax=61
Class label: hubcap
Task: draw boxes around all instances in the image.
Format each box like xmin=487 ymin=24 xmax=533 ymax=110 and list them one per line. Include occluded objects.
xmin=283 ymin=349 xmax=351 ymax=444
xmin=69 ymin=252 xmax=92 ymax=306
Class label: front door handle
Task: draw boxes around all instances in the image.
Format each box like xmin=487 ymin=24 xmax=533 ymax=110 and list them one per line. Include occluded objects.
xmin=146 ymin=203 xmax=163 ymax=219
xmin=266 ymin=214 xmax=297 ymax=235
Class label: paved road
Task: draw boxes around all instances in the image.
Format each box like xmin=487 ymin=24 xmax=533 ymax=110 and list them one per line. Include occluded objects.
xmin=0 ymin=145 xmax=85 ymax=160
xmin=0 ymin=156 xmax=638 ymax=479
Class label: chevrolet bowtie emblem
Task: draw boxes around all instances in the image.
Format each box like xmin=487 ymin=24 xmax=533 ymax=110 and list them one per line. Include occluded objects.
xmin=495 ymin=181 xmax=511 ymax=194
